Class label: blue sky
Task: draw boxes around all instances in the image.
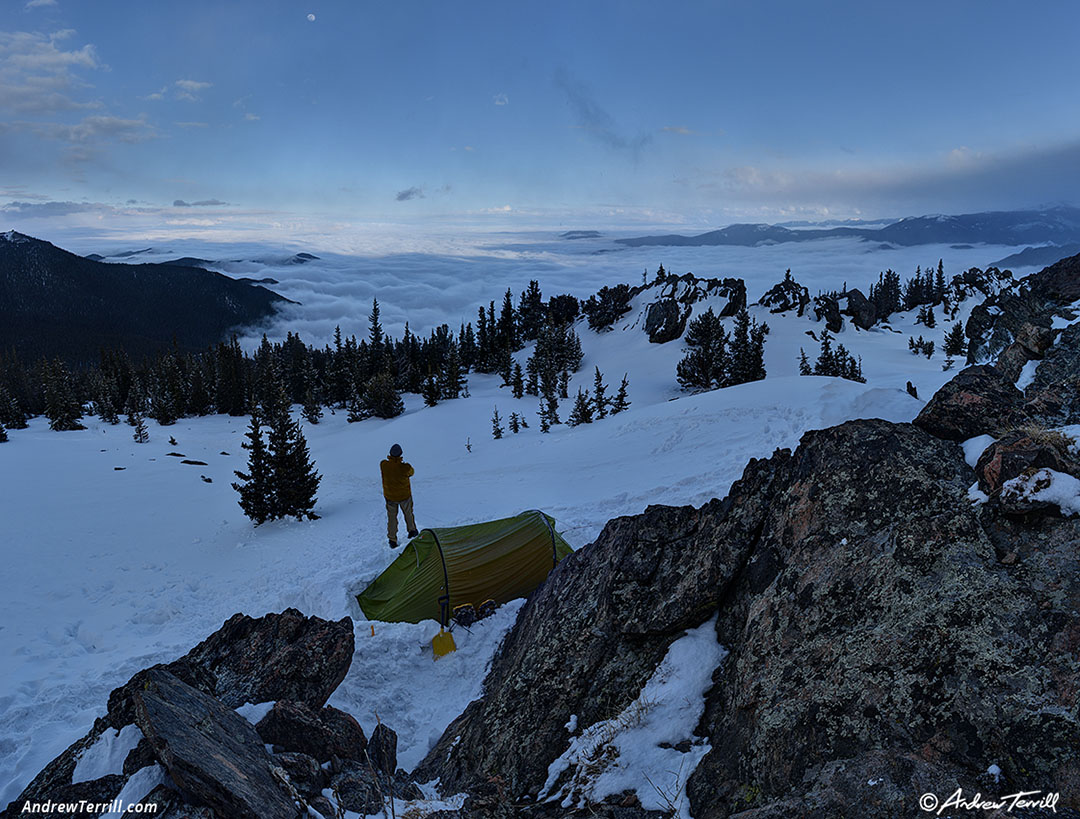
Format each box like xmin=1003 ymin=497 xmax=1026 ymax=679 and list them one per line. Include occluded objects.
xmin=3 ymin=0 xmax=1080 ymax=241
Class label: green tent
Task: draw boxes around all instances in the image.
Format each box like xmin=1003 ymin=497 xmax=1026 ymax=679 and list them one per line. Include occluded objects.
xmin=356 ymin=510 xmax=574 ymax=624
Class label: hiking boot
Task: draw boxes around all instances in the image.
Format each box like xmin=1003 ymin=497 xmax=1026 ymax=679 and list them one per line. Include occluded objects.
xmin=389 ymin=539 xmax=398 ymax=549
xmin=407 ymin=529 xmax=419 ymax=539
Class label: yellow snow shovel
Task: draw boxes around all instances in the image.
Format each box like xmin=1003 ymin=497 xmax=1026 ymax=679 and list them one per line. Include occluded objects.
xmin=432 ymin=626 xmax=456 ymax=659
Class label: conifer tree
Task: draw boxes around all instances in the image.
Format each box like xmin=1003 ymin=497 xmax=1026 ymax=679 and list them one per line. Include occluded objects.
xmin=511 ymin=361 xmax=524 ymax=399
xmin=363 ymin=372 xmax=405 ymax=418
xmin=944 ymin=322 xmax=967 ymax=357
xmin=130 ymin=411 xmax=149 ymax=443
xmin=491 ymin=406 xmax=504 ymax=439
xmin=0 ymin=386 xmax=27 ymax=429
xmin=269 ymin=415 xmax=321 ymax=521
xmin=798 ymin=348 xmax=812 ymax=376
xmin=509 ymin=412 xmax=521 ymax=434
xmin=518 ymin=280 xmax=544 ymax=341
xmin=558 ymin=369 xmax=570 ymax=400
xmin=44 ymin=359 xmax=85 ymax=431
xmin=592 ymin=366 xmax=608 ymax=418
xmin=232 ymin=414 xmax=273 ymax=524
xmin=567 ymin=388 xmax=594 ymax=426
xmin=538 ymin=403 xmax=551 ymax=433
xmin=0 ymin=420 xmax=8 ymax=443
xmin=611 ymin=374 xmax=630 ymax=414
xmin=302 ymin=387 xmax=323 ymax=424
xmin=422 ymin=375 xmax=441 ymax=407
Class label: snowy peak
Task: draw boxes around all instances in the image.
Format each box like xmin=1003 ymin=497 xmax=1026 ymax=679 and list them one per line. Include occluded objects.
xmin=1 ymin=230 xmax=33 ymax=244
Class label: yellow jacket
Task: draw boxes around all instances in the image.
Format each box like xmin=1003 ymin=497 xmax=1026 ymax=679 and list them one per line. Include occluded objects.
xmin=380 ymin=456 xmax=414 ymax=502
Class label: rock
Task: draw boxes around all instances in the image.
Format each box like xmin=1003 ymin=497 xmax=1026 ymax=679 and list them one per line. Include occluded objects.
xmin=133 ymin=668 xmax=299 ymax=819
xmin=1015 ymin=321 xmax=1056 ymax=357
xmin=641 ymin=299 xmax=689 ymax=343
xmin=272 ymin=751 xmax=327 ymax=800
xmin=913 ymin=365 xmax=1025 ymax=440
xmin=122 ymin=737 xmax=158 ymax=775
xmin=330 ymin=762 xmax=384 ymax=816
xmin=419 ymin=419 xmax=1080 ymax=817
xmin=995 ymin=340 xmax=1033 ymax=383
xmin=838 ymin=288 xmax=876 ymax=330
xmin=812 ymin=295 xmax=842 ymax=332
xmin=974 ymin=429 xmax=1080 ymax=496
xmin=759 ymin=272 xmax=809 ymax=316
xmin=108 ymin=608 xmax=353 ymax=728
xmin=367 ymin=723 xmax=397 ymax=775
xmin=1024 ymin=322 xmax=1080 ymax=424
xmin=256 ymin=700 xmax=367 ymax=762
xmin=1024 ymin=250 xmax=1080 ymax=303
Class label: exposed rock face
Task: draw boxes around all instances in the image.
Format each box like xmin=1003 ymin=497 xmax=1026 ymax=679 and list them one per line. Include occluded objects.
xmin=913 ymin=365 xmax=1025 ymax=440
xmin=759 ymin=273 xmax=809 ymax=316
xmin=418 ymin=420 xmax=1080 ymax=817
xmin=1025 ymin=322 xmax=1080 ymax=425
xmin=367 ymin=723 xmax=398 ymax=775
xmin=837 ymin=288 xmax=876 ymax=330
xmin=133 ymin=669 xmax=299 ymax=819
xmin=255 ymin=700 xmax=367 ymax=762
xmin=642 ymin=299 xmax=689 ymax=343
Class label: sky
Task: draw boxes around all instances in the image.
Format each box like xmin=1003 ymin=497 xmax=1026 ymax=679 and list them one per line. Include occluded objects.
xmin=2 ymin=0 xmax=1080 ymax=244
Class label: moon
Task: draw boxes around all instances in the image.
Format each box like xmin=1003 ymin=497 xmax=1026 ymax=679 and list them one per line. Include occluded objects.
xmin=307 ymin=13 xmax=316 ymax=21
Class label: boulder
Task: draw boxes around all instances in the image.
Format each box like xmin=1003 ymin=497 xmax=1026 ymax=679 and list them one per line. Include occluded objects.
xmin=367 ymin=723 xmax=398 ymax=775
xmin=838 ymin=288 xmax=876 ymax=330
xmin=418 ymin=420 xmax=1080 ymax=817
xmin=271 ymin=751 xmax=327 ymax=802
xmin=1015 ymin=321 xmax=1056 ymax=357
xmin=913 ymin=365 xmax=1025 ymax=440
xmin=1024 ymin=250 xmax=1080 ymax=303
xmin=256 ymin=700 xmax=367 ymax=762
xmin=641 ymin=299 xmax=689 ymax=343
xmin=1024 ymin=323 xmax=1080 ymax=424
xmin=330 ymin=762 xmax=384 ymax=816
xmin=974 ymin=429 xmax=1080 ymax=496
xmin=108 ymin=608 xmax=354 ymax=728
xmin=133 ymin=669 xmax=299 ymax=819
xmin=995 ymin=340 xmax=1033 ymax=383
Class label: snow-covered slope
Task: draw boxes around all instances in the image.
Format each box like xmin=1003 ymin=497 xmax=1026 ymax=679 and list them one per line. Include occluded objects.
xmin=0 ymin=234 xmax=1045 ymax=807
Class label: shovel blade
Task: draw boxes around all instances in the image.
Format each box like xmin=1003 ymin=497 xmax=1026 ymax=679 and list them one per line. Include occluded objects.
xmin=432 ymin=628 xmax=456 ymax=659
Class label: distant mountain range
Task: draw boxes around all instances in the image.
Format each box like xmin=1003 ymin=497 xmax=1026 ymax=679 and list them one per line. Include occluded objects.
xmin=0 ymin=231 xmax=290 ymax=365
xmin=616 ymin=206 xmax=1080 ymax=249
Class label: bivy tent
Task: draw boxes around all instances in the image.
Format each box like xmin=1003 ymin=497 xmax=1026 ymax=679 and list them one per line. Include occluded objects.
xmin=356 ymin=509 xmax=574 ymax=625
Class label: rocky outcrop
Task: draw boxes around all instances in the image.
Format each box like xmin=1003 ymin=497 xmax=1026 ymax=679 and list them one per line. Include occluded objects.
xmin=418 ymin=419 xmax=1080 ymax=817
xmin=913 ymin=365 xmax=1025 ymax=440
xmin=837 ymin=288 xmax=876 ymax=330
xmin=3 ymin=610 xmax=361 ymax=819
xmin=974 ymin=429 xmax=1080 ymax=497
xmin=1025 ymin=322 xmax=1080 ymax=425
xmin=642 ymin=299 xmax=689 ymax=343
xmin=133 ymin=669 xmax=299 ymax=819
xmin=759 ymin=271 xmax=809 ymax=316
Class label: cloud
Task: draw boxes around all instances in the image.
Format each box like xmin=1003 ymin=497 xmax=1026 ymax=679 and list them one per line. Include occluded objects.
xmin=243 ymin=112 xmax=260 ymax=121
xmin=142 ymin=86 xmax=167 ymax=101
xmin=493 ymin=93 xmax=508 ymax=106
xmin=0 ymin=200 xmax=112 ymax=217
xmin=175 ymin=121 xmax=209 ymax=128
xmin=173 ymin=199 xmax=227 ymax=207
xmin=700 ymin=140 xmax=1080 ymax=215
xmin=51 ymin=114 xmax=155 ymax=144
xmin=174 ymin=79 xmax=211 ymax=102
xmin=24 ymin=0 xmax=58 ymax=8
xmin=0 ymin=29 xmax=101 ymax=114
xmin=554 ymin=67 xmax=650 ymax=158
xmin=395 ymin=187 xmax=424 ymax=202
xmin=662 ymin=126 xmax=698 ymax=136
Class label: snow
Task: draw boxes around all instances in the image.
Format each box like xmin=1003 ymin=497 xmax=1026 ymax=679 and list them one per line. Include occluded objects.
xmin=71 ymin=724 xmax=144 ymax=784
xmin=101 ymin=764 xmax=168 ymax=818
xmin=1000 ymin=469 xmax=1080 ymax=516
xmin=538 ymin=617 xmax=726 ymax=818
xmin=1016 ymin=359 xmax=1040 ymax=391
xmin=235 ymin=702 xmax=275 ymax=725
xmin=987 ymin=763 xmax=1003 ymax=783
xmin=961 ymin=434 xmax=996 ymax=468
xmin=0 ymin=236 xmax=1023 ymax=807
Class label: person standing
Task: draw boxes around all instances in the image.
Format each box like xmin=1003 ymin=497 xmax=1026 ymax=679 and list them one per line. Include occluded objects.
xmin=381 ymin=443 xmax=418 ymax=547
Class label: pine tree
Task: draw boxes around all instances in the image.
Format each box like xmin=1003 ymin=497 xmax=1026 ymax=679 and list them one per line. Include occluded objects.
xmin=944 ymin=322 xmax=967 ymax=357
xmin=44 ymin=359 xmax=86 ymax=431
xmin=567 ymin=388 xmax=594 ymax=426
xmin=558 ymin=369 xmax=570 ymax=400
xmin=0 ymin=420 xmax=8 ymax=443
xmin=676 ymin=307 xmax=728 ymax=391
xmin=509 ymin=412 xmax=521 ymax=434
xmin=814 ymin=330 xmax=836 ymax=376
xmin=511 ymin=361 xmax=524 ymax=399
xmin=130 ymin=411 xmax=149 ymax=443
xmin=0 ymin=385 xmax=27 ymax=429
xmin=798 ymin=348 xmax=812 ymax=376
xmin=611 ymin=374 xmax=630 ymax=414
xmin=270 ymin=415 xmax=321 ymax=521
xmin=363 ymin=372 xmax=405 ymax=418
xmin=592 ymin=366 xmax=608 ymax=419
xmin=934 ymin=259 xmax=946 ymax=304
xmin=491 ymin=406 xmax=504 ymax=439
xmin=422 ymin=374 xmax=441 ymax=407
xmin=232 ymin=414 xmax=273 ymax=524
xmin=302 ymin=387 xmax=323 ymax=424
xmin=518 ymin=280 xmax=544 ymax=341
xmin=538 ymin=403 xmax=551 ymax=433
